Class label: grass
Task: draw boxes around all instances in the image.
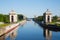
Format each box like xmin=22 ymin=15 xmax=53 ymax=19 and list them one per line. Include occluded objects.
xmin=56 ymin=24 xmax=60 ymax=27
xmin=49 ymin=21 xmax=60 ymax=27
xmin=0 ymin=24 xmax=10 ymax=28
xmin=49 ymin=22 xmax=56 ymax=25
xmin=55 ymin=22 xmax=60 ymax=27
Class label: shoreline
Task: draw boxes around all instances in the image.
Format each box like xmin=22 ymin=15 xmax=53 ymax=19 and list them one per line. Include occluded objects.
xmin=0 ymin=20 xmax=26 ymax=37
xmin=33 ymin=20 xmax=60 ymax=31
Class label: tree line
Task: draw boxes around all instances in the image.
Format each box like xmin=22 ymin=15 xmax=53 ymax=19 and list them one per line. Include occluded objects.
xmin=0 ymin=14 xmax=24 ymax=23
xmin=34 ymin=15 xmax=59 ymax=22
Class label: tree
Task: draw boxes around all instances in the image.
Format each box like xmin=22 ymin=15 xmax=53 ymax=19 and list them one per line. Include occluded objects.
xmin=35 ymin=16 xmax=43 ymax=21
xmin=0 ymin=14 xmax=10 ymax=23
xmin=18 ymin=14 xmax=23 ymax=21
xmin=3 ymin=15 xmax=10 ymax=23
xmin=0 ymin=14 xmax=4 ymax=22
xmin=52 ymin=15 xmax=58 ymax=22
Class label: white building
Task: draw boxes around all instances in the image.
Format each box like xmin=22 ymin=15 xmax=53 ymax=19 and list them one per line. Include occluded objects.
xmin=43 ymin=9 xmax=52 ymax=23
xmin=9 ymin=10 xmax=18 ymax=23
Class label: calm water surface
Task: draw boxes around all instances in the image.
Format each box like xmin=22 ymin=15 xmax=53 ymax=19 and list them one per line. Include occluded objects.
xmin=4 ymin=21 xmax=60 ymax=40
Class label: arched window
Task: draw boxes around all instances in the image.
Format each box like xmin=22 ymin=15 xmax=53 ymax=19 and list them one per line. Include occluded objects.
xmin=11 ymin=16 xmax=14 ymax=22
xmin=48 ymin=15 xmax=50 ymax=22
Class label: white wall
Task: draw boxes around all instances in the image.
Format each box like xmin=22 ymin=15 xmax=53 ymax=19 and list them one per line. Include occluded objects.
xmin=45 ymin=15 xmax=52 ymax=23
xmin=10 ymin=15 xmax=17 ymax=23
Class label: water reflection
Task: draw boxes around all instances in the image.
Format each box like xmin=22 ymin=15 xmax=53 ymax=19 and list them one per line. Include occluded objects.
xmin=0 ymin=26 xmax=18 ymax=40
xmin=0 ymin=35 xmax=5 ymax=40
xmin=9 ymin=31 xmax=17 ymax=40
xmin=1 ymin=21 xmax=60 ymax=40
xmin=43 ymin=28 xmax=52 ymax=40
xmin=34 ymin=22 xmax=37 ymax=26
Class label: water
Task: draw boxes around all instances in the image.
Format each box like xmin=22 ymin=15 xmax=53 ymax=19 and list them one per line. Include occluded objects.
xmin=15 ymin=21 xmax=44 ymax=40
xmin=1 ymin=21 xmax=60 ymax=40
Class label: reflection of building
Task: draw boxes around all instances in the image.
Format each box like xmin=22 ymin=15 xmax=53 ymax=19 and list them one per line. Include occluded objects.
xmin=43 ymin=28 xmax=52 ymax=40
xmin=0 ymin=35 xmax=5 ymax=40
xmin=9 ymin=10 xmax=18 ymax=23
xmin=43 ymin=9 xmax=52 ymax=23
xmin=10 ymin=31 xmax=17 ymax=40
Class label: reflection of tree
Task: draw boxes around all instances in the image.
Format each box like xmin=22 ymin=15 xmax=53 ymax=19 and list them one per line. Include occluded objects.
xmin=43 ymin=28 xmax=52 ymax=40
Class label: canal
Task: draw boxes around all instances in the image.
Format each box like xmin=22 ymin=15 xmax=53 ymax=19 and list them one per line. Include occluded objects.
xmin=1 ymin=21 xmax=60 ymax=40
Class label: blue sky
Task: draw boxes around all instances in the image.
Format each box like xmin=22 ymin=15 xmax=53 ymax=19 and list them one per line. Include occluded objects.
xmin=0 ymin=0 xmax=60 ymax=18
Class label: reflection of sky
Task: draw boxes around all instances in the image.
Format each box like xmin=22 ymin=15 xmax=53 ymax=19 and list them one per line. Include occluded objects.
xmin=5 ymin=21 xmax=60 ymax=40
xmin=15 ymin=21 xmax=44 ymax=40
xmin=52 ymin=32 xmax=60 ymax=40
xmin=0 ymin=0 xmax=60 ymax=18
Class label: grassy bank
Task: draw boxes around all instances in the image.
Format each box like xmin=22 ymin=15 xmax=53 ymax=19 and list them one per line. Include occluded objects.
xmin=0 ymin=19 xmax=25 ymax=28
xmin=0 ymin=24 xmax=10 ymax=28
xmin=49 ymin=22 xmax=60 ymax=27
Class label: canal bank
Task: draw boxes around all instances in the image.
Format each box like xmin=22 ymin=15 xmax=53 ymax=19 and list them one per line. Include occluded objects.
xmin=18 ymin=21 xmax=60 ymax=40
xmin=0 ymin=20 xmax=26 ymax=37
xmin=1 ymin=20 xmax=60 ymax=40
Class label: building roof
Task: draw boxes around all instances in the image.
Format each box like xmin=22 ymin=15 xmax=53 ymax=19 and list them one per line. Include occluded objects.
xmin=9 ymin=10 xmax=16 ymax=15
xmin=44 ymin=9 xmax=52 ymax=15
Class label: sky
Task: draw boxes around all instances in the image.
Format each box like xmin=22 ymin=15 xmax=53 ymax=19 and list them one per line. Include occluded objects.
xmin=0 ymin=0 xmax=60 ymax=18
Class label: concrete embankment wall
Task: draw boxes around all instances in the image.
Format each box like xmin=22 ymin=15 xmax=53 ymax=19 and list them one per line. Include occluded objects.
xmin=0 ymin=20 xmax=26 ymax=37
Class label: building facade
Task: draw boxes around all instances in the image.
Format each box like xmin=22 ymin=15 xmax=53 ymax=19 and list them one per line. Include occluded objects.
xmin=43 ymin=9 xmax=52 ymax=23
xmin=9 ymin=10 xmax=18 ymax=23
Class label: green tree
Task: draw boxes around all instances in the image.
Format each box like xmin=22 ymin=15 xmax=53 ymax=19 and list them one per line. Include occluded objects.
xmin=0 ymin=14 xmax=4 ymax=22
xmin=18 ymin=14 xmax=23 ymax=21
xmin=52 ymin=15 xmax=58 ymax=22
xmin=3 ymin=15 xmax=10 ymax=23
xmin=0 ymin=14 xmax=10 ymax=23
xmin=36 ymin=16 xmax=43 ymax=21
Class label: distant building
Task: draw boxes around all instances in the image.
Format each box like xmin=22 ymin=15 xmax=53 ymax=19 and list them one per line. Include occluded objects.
xmin=57 ymin=17 xmax=60 ymax=20
xmin=43 ymin=9 xmax=52 ymax=23
xmin=9 ymin=10 xmax=18 ymax=23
